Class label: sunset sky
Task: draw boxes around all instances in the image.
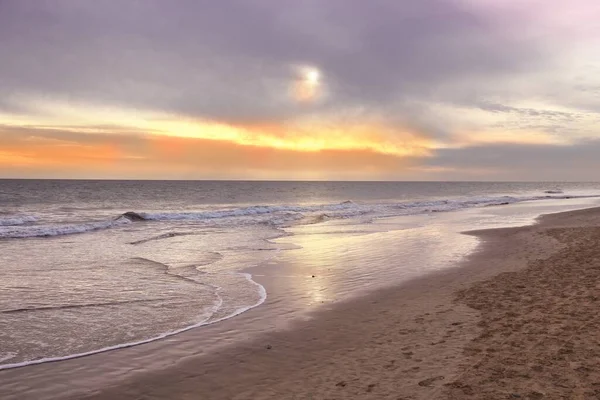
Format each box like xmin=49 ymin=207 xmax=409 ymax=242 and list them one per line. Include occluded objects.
xmin=2 ymin=0 xmax=600 ymax=180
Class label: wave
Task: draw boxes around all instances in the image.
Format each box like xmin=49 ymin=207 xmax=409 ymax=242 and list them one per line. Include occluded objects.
xmin=128 ymin=231 xmax=201 ymax=245
xmin=1 ymin=298 xmax=169 ymax=314
xmin=390 ymin=194 xmax=595 ymax=213
xmin=0 ymin=218 xmax=131 ymax=239
xmin=134 ymin=194 xmax=599 ymax=223
xmin=0 ymin=271 xmax=267 ymax=371
xmin=3 ymin=194 xmax=599 ymax=240
xmin=137 ymin=201 xmax=357 ymax=222
xmin=0 ymin=215 xmax=37 ymax=226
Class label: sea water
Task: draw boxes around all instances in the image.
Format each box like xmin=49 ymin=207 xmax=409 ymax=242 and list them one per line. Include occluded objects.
xmin=1 ymin=180 xmax=600 ymax=369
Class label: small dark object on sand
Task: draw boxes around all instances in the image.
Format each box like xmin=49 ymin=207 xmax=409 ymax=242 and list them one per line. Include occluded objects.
xmin=418 ymin=376 xmax=444 ymax=387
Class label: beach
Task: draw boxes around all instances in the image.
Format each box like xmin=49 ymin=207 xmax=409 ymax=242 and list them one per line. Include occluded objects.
xmin=2 ymin=205 xmax=599 ymax=399
xmin=5 ymin=0 xmax=600 ymax=397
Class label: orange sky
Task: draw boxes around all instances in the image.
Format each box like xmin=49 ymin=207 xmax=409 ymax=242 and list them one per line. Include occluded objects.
xmin=0 ymin=97 xmax=443 ymax=179
xmin=0 ymin=103 xmax=572 ymax=180
xmin=0 ymin=122 xmax=432 ymax=180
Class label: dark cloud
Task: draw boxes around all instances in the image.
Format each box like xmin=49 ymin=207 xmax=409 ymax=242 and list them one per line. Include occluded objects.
xmin=476 ymin=101 xmax=575 ymax=119
xmin=0 ymin=0 xmax=548 ymax=129
xmin=426 ymin=141 xmax=600 ymax=180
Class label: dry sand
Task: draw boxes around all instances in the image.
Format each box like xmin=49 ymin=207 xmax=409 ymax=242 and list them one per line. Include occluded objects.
xmin=8 ymin=207 xmax=600 ymax=400
xmin=446 ymin=209 xmax=600 ymax=400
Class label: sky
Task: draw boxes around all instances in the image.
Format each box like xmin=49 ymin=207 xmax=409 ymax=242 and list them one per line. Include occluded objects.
xmin=1 ymin=0 xmax=600 ymax=180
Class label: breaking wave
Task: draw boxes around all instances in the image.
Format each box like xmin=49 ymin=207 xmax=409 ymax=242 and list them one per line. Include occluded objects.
xmin=2 ymin=194 xmax=599 ymax=240
xmin=0 ymin=218 xmax=131 ymax=239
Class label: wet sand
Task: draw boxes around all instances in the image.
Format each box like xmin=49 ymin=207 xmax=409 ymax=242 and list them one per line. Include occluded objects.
xmin=5 ymin=207 xmax=600 ymax=399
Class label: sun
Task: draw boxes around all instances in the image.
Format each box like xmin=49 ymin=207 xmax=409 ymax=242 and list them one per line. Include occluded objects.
xmin=305 ymin=68 xmax=320 ymax=85
xmin=291 ymin=65 xmax=323 ymax=103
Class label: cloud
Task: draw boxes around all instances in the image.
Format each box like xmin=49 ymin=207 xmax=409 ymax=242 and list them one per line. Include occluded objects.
xmin=475 ymin=101 xmax=576 ymax=119
xmin=0 ymin=125 xmax=422 ymax=180
xmin=0 ymin=95 xmax=437 ymax=159
xmin=2 ymin=124 xmax=600 ymax=181
xmin=2 ymin=1 xmax=600 ymax=179
xmin=426 ymin=140 xmax=600 ymax=180
xmin=0 ymin=0 xmax=549 ymax=131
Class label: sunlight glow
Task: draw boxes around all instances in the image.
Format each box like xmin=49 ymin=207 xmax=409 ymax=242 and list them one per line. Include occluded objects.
xmin=291 ymin=65 xmax=323 ymax=103
xmin=0 ymin=97 xmax=435 ymax=158
xmin=306 ymin=68 xmax=320 ymax=85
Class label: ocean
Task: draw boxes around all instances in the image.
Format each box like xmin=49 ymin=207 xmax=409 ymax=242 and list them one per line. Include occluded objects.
xmin=2 ymin=180 xmax=600 ymax=370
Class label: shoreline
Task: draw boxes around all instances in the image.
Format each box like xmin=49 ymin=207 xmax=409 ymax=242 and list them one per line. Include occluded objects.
xmin=3 ymin=205 xmax=600 ymax=399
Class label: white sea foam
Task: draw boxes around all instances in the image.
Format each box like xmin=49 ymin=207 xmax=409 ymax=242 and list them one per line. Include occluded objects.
xmin=0 ymin=218 xmax=131 ymax=239
xmin=141 ymin=194 xmax=600 ymax=223
xmin=0 ymin=271 xmax=267 ymax=371
xmin=0 ymin=352 xmax=17 ymax=364
xmin=0 ymin=215 xmax=37 ymax=226
xmin=140 ymin=201 xmax=357 ymax=221
xmin=2 ymin=194 xmax=599 ymax=240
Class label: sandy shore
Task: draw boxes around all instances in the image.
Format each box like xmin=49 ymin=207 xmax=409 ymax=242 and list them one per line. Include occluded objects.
xmin=5 ymin=206 xmax=600 ymax=399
